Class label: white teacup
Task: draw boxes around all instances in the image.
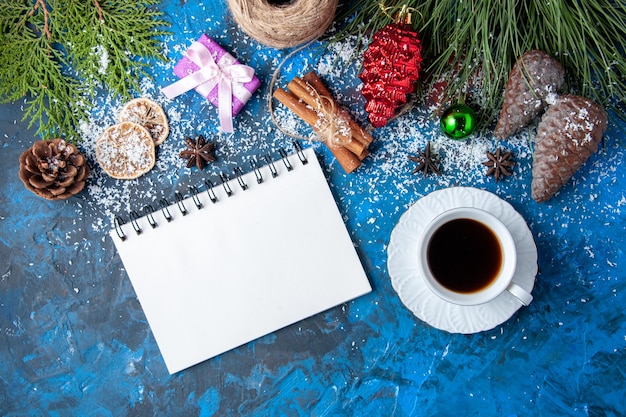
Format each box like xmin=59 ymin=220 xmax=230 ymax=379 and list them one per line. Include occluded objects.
xmin=418 ymin=207 xmax=533 ymax=306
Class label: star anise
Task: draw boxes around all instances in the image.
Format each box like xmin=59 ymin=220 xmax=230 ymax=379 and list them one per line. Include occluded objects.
xmin=482 ymin=148 xmax=515 ymax=182
xmin=179 ymin=135 xmax=216 ymax=170
xmin=408 ymin=141 xmax=442 ymax=176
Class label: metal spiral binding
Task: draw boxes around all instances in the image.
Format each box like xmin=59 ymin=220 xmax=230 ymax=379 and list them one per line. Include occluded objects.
xmin=219 ymin=172 xmax=233 ymax=196
xmin=204 ymin=180 xmax=218 ymax=203
xmin=234 ymin=167 xmax=248 ymax=190
xmin=143 ymin=205 xmax=158 ymax=228
xmin=129 ymin=211 xmax=142 ymax=235
xmin=189 ymin=186 xmax=203 ymax=209
xmin=293 ymin=141 xmax=308 ymax=164
xmin=175 ymin=191 xmax=188 ymax=215
xmin=264 ymin=153 xmax=278 ymax=178
xmin=114 ymin=216 xmax=127 ymax=241
xmin=115 ymin=145 xmax=310 ymax=240
xmin=250 ymin=159 xmax=263 ymax=184
xmin=278 ymin=148 xmax=293 ymax=171
xmin=159 ymin=198 xmax=172 ymax=222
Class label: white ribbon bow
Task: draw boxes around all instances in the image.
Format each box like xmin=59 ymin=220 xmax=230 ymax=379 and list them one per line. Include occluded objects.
xmin=162 ymin=41 xmax=255 ymax=132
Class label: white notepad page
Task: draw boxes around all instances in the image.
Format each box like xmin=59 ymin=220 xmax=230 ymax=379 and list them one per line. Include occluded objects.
xmin=110 ymin=147 xmax=372 ymax=374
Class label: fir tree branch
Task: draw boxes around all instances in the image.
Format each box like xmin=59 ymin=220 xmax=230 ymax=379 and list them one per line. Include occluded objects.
xmin=332 ymin=0 xmax=626 ymax=128
xmin=0 ymin=0 xmax=170 ymax=142
xmin=93 ymin=0 xmax=104 ymax=22
xmin=30 ymin=0 xmax=51 ymax=39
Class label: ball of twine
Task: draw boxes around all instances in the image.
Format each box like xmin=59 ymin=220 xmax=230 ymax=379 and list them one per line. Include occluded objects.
xmin=227 ymin=0 xmax=339 ymax=49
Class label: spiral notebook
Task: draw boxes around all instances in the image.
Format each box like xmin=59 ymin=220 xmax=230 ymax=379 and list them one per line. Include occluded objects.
xmin=110 ymin=146 xmax=371 ymax=374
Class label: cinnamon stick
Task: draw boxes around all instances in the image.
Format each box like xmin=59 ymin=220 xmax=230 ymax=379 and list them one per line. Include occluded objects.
xmin=286 ymin=78 xmax=368 ymax=160
xmin=301 ymin=71 xmax=374 ymax=148
xmin=273 ymin=88 xmax=319 ymax=126
xmin=273 ymin=88 xmax=361 ymax=174
xmin=325 ymin=144 xmax=362 ymax=174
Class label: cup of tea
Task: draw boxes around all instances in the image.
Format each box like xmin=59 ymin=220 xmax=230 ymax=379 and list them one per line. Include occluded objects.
xmin=418 ymin=207 xmax=533 ymax=306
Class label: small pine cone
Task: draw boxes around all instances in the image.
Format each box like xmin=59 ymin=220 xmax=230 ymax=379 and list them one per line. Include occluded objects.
xmin=494 ymin=50 xmax=565 ymax=139
xmin=531 ymin=94 xmax=607 ymax=203
xmin=19 ymin=139 xmax=90 ymax=200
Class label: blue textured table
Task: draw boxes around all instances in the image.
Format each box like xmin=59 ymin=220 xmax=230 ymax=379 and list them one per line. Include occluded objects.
xmin=1 ymin=2 xmax=625 ymax=416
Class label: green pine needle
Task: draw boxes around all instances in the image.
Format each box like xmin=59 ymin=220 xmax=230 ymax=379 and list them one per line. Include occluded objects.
xmin=0 ymin=0 xmax=170 ymax=142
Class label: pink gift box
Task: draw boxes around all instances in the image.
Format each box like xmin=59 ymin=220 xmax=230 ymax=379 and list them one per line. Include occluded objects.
xmin=172 ymin=34 xmax=261 ymax=118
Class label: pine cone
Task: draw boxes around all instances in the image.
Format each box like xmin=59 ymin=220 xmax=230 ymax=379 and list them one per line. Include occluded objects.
xmin=531 ymin=94 xmax=607 ymax=203
xmin=494 ymin=50 xmax=565 ymax=139
xmin=19 ymin=139 xmax=90 ymax=200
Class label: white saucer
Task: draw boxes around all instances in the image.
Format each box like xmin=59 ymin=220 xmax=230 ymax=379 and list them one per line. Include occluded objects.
xmin=387 ymin=187 xmax=538 ymax=334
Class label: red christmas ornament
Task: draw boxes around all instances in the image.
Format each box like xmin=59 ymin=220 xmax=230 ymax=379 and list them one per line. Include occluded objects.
xmin=359 ymin=18 xmax=422 ymax=128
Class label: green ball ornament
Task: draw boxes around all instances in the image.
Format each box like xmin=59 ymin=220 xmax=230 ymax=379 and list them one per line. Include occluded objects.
xmin=440 ymin=103 xmax=477 ymax=139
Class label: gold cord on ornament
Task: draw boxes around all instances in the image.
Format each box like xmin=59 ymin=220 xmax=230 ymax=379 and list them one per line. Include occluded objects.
xmin=379 ymin=3 xmax=423 ymax=26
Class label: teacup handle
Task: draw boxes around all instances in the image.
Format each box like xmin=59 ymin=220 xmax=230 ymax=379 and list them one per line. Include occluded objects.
xmin=506 ymin=282 xmax=533 ymax=306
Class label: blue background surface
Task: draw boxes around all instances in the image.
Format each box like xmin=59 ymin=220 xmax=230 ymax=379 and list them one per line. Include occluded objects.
xmin=1 ymin=1 xmax=625 ymax=416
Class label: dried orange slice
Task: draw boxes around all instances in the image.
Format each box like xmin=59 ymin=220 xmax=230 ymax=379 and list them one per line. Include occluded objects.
xmin=96 ymin=122 xmax=156 ymax=180
xmin=118 ymin=98 xmax=169 ymax=145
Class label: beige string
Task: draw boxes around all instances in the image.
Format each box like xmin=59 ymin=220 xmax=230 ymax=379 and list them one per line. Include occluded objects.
xmin=268 ymin=41 xmax=314 ymax=141
xmin=227 ymin=0 xmax=339 ymax=49
xmin=307 ymin=88 xmax=353 ymax=147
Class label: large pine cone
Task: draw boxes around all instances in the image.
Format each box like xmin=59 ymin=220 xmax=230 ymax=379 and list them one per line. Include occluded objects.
xmin=19 ymin=139 xmax=90 ymax=200
xmin=531 ymin=95 xmax=607 ymax=203
xmin=494 ymin=50 xmax=565 ymax=139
